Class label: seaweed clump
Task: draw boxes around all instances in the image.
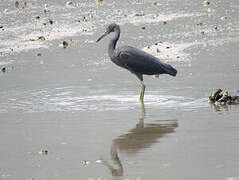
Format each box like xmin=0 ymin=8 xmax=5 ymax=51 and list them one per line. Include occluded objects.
xmin=209 ymin=89 xmax=239 ymax=105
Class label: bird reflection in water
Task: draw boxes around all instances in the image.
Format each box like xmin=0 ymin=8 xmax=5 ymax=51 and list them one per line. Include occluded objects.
xmin=101 ymin=102 xmax=178 ymax=179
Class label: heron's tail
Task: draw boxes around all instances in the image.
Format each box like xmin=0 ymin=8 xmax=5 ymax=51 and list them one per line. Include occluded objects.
xmin=163 ymin=63 xmax=177 ymax=77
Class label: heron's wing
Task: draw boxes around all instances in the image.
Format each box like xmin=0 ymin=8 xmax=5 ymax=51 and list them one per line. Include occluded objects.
xmin=118 ymin=46 xmax=177 ymax=76
xmin=119 ymin=47 xmax=162 ymax=74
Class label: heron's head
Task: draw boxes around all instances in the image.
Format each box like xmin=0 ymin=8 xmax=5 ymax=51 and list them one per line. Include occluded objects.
xmin=96 ymin=23 xmax=120 ymax=42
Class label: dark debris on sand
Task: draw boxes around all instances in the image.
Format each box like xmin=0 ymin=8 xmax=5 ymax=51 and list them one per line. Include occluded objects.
xmin=209 ymin=89 xmax=239 ymax=105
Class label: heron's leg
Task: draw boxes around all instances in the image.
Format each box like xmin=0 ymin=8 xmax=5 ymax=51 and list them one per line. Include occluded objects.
xmin=139 ymin=81 xmax=145 ymax=102
xmin=134 ymin=73 xmax=145 ymax=102
xmin=137 ymin=101 xmax=145 ymax=128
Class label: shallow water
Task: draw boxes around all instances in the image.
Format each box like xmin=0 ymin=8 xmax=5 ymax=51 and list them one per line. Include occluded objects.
xmin=0 ymin=0 xmax=239 ymax=179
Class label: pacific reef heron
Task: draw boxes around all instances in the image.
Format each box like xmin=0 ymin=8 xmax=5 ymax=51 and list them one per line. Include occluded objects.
xmin=96 ymin=23 xmax=177 ymax=102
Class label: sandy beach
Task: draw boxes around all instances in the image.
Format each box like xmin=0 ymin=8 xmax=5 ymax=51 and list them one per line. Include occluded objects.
xmin=0 ymin=0 xmax=239 ymax=179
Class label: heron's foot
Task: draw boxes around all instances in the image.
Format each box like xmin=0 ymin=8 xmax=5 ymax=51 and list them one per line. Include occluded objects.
xmin=139 ymin=83 xmax=145 ymax=102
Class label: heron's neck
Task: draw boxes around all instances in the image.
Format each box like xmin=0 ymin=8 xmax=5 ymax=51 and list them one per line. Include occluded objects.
xmin=108 ymin=28 xmax=120 ymax=58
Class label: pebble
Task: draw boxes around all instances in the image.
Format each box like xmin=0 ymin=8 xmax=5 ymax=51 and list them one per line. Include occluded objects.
xmin=44 ymin=9 xmax=50 ymax=13
xmin=95 ymin=159 xmax=103 ymax=163
xmin=1 ymin=67 xmax=6 ymax=73
xmin=38 ymin=150 xmax=48 ymax=155
xmin=95 ymin=0 xmax=103 ymax=3
xmin=134 ymin=13 xmax=145 ymax=16
xmin=220 ymin=16 xmax=227 ymax=21
xmin=62 ymin=41 xmax=68 ymax=48
xmin=152 ymin=2 xmax=157 ymax=5
xmin=207 ymin=8 xmax=212 ymax=12
xmin=48 ymin=19 xmax=54 ymax=24
xmin=15 ymin=1 xmax=19 ymax=8
xmin=38 ymin=36 xmax=46 ymax=41
xmin=83 ymin=160 xmax=91 ymax=165
xmin=66 ymin=1 xmax=73 ymax=6
xmin=203 ymin=1 xmax=210 ymax=6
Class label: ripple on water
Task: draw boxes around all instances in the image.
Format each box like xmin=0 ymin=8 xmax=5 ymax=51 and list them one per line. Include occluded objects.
xmin=0 ymin=87 xmax=208 ymax=113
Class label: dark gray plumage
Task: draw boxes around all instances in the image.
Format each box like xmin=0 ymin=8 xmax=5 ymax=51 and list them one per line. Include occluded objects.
xmin=97 ymin=23 xmax=177 ymax=102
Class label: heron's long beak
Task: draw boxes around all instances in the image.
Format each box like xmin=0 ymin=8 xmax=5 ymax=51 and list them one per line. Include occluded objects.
xmin=96 ymin=31 xmax=109 ymax=42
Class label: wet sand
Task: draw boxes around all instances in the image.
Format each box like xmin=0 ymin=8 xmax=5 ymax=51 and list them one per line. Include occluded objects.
xmin=0 ymin=0 xmax=239 ymax=179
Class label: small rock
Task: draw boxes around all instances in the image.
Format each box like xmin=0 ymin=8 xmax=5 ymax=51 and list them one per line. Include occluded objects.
xmin=134 ymin=13 xmax=145 ymax=16
xmin=163 ymin=21 xmax=167 ymax=25
xmin=35 ymin=16 xmax=40 ymax=19
xmin=209 ymin=88 xmax=222 ymax=102
xmin=207 ymin=8 xmax=212 ymax=12
xmin=196 ymin=22 xmax=203 ymax=26
xmin=83 ymin=160 xmax=90 ymax=165
xmin=95 ymin=0 xmax=103 ymax=3
xmin=203 ymin=1 xmax=210 ymax=6
xmin=220 ymin=16 xmax=227 ymax=21
xmin=4 ymin=9 xmax=8 ymax=13
xmin=38 ymin=36 xmax=45 ymax=41
xmin=44 ymin=9 xmax=50 ymax=13
xmin=37 ymin=53 xmax=42 ymax=56
xmin=96 ymin=159 xmax=103 ymax=163
xmin=200 ymin=31 xmax=205 ymax=35
xmin=39 ymin=150 xmax=48 ymax=155
xmin=141 ymin=26 xmax=146 ymax=30
xmin=156 ymin=49 xmax=160 ymax=53
xmin=209 ymin=89 xmax=239 ymax=105
xmin=49 ymin=19 xmax=53 ymax=24
xmin=0 ymin=26 xmax=3 ymax=29
xmin=152 ymin=2 xmax=157 ymax=5
xmin=2 ymin=67 xmax=6 ymax=73
xmin=214 ymin=26 xmax=218 ymax=30
xmin=82 ymin=16 xmax=87 ymax=22
xmin=62 ymin=41 xmax=68 ymax=48
xmin=15 ymin=1 xmax=19 ymax=8
xmin=66 ymin=1 xmax=73 ymax=6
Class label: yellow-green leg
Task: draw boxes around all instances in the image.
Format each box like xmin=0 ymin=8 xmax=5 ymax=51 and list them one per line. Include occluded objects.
xmin=139 ymin=82 xmax=145 ymax=102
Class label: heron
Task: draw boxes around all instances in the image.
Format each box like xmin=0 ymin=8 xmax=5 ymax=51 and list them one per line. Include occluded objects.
xmin=96 ymin=23 xmax=177 ymax=102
